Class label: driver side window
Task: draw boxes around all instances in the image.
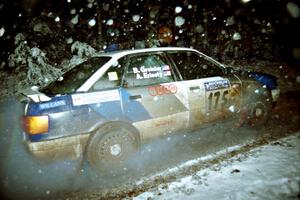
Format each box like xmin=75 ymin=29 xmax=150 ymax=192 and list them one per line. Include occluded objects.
xmin=124 ymin=53 xmax=174 ymax=87
xmin=168 ymin=51 xmax=224 ymax=80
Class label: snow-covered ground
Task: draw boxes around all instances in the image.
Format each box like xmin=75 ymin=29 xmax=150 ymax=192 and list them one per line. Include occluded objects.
xmin=133 ymin=133 xmax=300 ymax=200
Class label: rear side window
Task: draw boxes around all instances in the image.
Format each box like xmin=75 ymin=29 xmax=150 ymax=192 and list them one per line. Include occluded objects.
xmin=43 ymin=57 xmax=111 ymax=95
xmin=124 ymin=53 xmax=174 ymax=87
xmin=168 ymin=51 xmax=224 ymax=80
xmin=91 ymin=60 xmax=124 ymax=91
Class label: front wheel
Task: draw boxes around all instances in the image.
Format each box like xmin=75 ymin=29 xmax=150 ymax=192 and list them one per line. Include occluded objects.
xmin=86 ymin=123 xmax=140 ymax=175
xmin=237 ymin=88 xmax=272 ymax=128
xmin=247 ymin=100 xmax=271 ymax=127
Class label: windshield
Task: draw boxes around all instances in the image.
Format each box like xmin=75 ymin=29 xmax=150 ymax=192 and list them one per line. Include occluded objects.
xmin=42 ymin=56 xmax=111 ymax=95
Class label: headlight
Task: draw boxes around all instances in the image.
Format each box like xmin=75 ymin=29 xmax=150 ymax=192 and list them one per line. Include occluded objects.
xmin=271 ymin=89 xmax=280 ymax=102
xmin=229 ymin=83 xmax=241 ymax=96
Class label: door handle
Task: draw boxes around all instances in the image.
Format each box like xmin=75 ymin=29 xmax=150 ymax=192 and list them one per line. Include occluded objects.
xmin=129 ymin=95 xmax=142 ymax=100
xmin=189 ymin=86 xmax=200 ymax=91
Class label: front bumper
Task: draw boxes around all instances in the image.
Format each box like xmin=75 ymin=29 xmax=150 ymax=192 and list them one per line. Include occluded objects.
xmin=25 ymin=134 xmax=90 ymax=161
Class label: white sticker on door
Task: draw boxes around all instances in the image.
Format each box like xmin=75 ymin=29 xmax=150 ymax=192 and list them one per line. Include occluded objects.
xmin=72 ymin=90 xmax=120 ymax=106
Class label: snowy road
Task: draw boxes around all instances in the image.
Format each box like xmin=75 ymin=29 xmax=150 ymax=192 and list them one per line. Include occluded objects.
xmin=134 ymin=133 xmax=300 ymax=200
xmin=52 ymin=89 xmax=300 ymax=200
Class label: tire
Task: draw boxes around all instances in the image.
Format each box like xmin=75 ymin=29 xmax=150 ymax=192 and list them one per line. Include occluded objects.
xmin=85 ymin=123 xmax=140 ymax=175
xmin=245 ymin=89 xmax=272 ymax=127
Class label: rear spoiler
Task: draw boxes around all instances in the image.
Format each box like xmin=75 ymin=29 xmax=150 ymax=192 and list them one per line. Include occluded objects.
xmin=19 ymin=86 xmax=51 ymax=103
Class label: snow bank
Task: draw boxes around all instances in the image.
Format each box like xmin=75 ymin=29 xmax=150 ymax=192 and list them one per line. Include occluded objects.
xmin=134 ymin=133 xmax=300 ymax=200
xmin=71 ymin=41 xmax=97 ymax=58
xmin=61 ymin=41 xmax=102 ymax=71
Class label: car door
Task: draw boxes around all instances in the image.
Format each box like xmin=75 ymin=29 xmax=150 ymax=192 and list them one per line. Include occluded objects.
xmin=120 ymin=52 xmax=189 ymax=142
xmin=167 ymin=50 xmax=239 ymax=128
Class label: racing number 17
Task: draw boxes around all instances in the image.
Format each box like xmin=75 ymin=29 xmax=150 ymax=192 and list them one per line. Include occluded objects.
xmin=207 ymin=90 xmax=229 ymax=110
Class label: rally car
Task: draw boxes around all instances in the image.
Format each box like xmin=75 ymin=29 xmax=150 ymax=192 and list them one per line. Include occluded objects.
xmin=20 ymin=47 xmax=279 ymax=173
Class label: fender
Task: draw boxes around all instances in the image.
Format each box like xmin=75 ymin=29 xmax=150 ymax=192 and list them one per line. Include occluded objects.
xmin=249 ymin=72 xmax=278 ymax=90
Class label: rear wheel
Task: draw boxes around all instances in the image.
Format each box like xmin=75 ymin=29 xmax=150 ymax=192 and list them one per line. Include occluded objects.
xmin=86 ymin=123 xmax=139 ymax=175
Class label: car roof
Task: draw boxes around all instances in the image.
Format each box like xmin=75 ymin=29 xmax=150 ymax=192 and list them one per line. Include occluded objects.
xmin=100 ymin=47 xmax=200 ymax=59
xmin=77 ymin=47 xmax=224 ymax=92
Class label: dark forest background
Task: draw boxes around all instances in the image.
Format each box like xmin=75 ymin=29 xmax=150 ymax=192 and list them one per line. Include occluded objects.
xmin=0 ymin=0 xmax=299 ymax=97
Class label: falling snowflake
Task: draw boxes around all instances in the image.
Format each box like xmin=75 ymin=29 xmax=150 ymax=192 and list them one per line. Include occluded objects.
xmin=88 ymin=19 xmax=96 ymax=26
xmin=70 ymin=8 xmax=76 ymax=15
xmin=54 ymin=16 xmax=60 ymax=22
xmin=241 ymin=0 xmax=251 ymax=3
xmin=87 ymin=3 xmax=93 ymax=8
xmin=132 ymin=15 xmax=140 ymax=22
xmin=109 ymin=32 xmax=115 ymax=37
xmin=0 ymin=27 xmax=5 ymax=37
xmin=287 ymin=2 xmax=300 ymax=18
xmin=232 ymin=32 xmax=241 ymax=40
xmin=106 ymin=19 xmax=114 ymax=26
xmin=175 ymin=16 xmax=185 ymax=27
xmin=66 ymin=37 xmax=73 ymax=44
xmin=195 ymin=24 xmax=204 ymax=33
xmin=71 ymin=15 xmax=79 ymax=24
xmin=226 ymin=16 xmax=235 ymax=26
xmin=175 ymin=6 xmax=182 ymax=14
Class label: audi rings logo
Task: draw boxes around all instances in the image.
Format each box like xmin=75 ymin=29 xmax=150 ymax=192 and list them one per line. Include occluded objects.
xmin=148 ymin=84 xmax=177 ymax=96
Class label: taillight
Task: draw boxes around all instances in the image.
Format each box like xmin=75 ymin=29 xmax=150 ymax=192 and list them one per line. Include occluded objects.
xmin=23 ymin=116 xmax=49 ymax=135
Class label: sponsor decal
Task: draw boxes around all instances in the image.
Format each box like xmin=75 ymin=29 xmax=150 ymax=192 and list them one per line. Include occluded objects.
xmin=132 ymin=65 xmax=171 ymax=80
xmin=108 ymin=71 xmax=118 ymax=81
xmin=204 ymin=79 xmax=230 ymax=91
xmin=155 ymin=119 xmax=175 ymax=127
xmin=72 ymin=90 xmax=120 ymax=106
xmin=39 ymin=100 xmax=66 ymax=110
xmin=207 ymin=90 xmax=229 ymax=111
xmin=148 ymin=84 xmax=177 ymax=96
